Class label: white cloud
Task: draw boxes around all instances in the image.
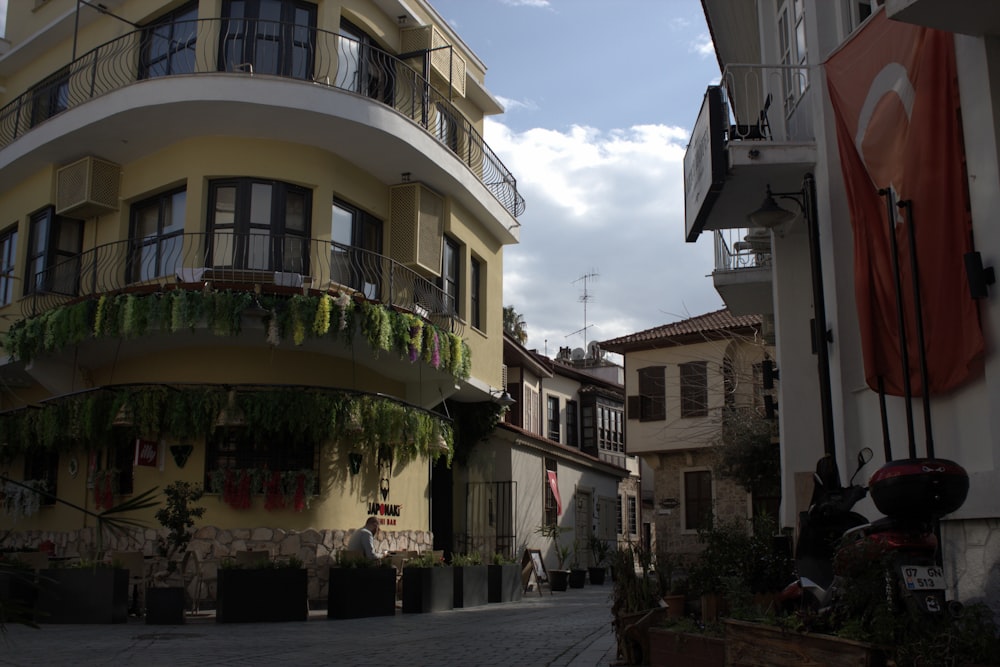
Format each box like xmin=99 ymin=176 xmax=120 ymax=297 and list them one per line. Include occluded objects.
xmin=486 ymin=119 xmax=722 ymax=354
xmin=494 ymin=95 xmax=538 ymax=114
xmin=692 ymin=32 xmax=715 ymax=57
xmin=499 ymin=0 xmax=551 ymax=6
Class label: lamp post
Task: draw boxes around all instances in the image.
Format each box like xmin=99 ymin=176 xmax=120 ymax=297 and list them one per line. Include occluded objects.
xmin=748 ymin=173 xmax=836 ymax=459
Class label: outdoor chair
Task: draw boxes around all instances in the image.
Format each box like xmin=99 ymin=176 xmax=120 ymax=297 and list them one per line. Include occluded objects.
xmin=111 ymin=551 xmax=149 ymax=617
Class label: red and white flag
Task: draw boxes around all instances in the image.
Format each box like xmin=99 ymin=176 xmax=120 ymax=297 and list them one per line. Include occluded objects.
xmin=546 ymin=470 xmax=561 ymax=516
xmin=825 ymin=10 xmax=983 ymax=396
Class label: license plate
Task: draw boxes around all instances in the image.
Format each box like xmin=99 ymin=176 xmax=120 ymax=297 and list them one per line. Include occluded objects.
xmin=901 ymin=565 xmax=945 ymax=590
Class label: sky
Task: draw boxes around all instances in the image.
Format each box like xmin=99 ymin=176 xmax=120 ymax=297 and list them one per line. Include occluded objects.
xmin=431 ymin=0 xmax=724 ymax=357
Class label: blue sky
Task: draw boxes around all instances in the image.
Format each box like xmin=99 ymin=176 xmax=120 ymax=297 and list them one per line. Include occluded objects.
xmin=432 ymin=0 xmax=724 ymax=355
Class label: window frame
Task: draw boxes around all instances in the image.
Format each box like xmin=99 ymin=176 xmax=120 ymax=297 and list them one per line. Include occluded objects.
xmin=626 ymin=495 xmax=637 ymax=536
xmin=543 ymin=457 xmax=558 ymax=527
xmin=440 ymin=235 xmax=460 ymax=316
xmin=30 ymin=67 xmax=70 ymax=128
xmin=220 ymin=0 xmax=317 ymax=79
xmin=129 ymin=186 xmax=187 ymax=283
xmin=637 ymin=366 xmax=666 ymax=422
xmin=139 ymin=1 xmax=199 ymax=79
xmin=680 ymin=361 xmax=709 ymax=418
xmin=546 ymin=395 xmax=560 ymax=443
xmin=0 ymin=225 xmax=18 ymax=307
xmin=23 ymin=449 xmax=58 ymax=507
xmin=683 ymin=469 xmax=713 ymax=532
xmin=331 ymin=198 xmax=382 ymax=299
xmin=204 ymin=426 xmax=319 ymax=492
xmin=469 ymin=256 xmax=482 ymax=330
xmin=25 ymin=207 xmax=83 ymax=297
xmin=338 ymin=17 xmax=395 ymax=103
xmin=565 ymin=399 xmax=578 ymax=449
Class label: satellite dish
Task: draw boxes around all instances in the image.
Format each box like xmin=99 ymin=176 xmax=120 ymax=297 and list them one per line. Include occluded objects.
xmin=571 ymin=347 xmax=585 ymax=360
xmin=587 ymin=341 xmax=602 ymax=360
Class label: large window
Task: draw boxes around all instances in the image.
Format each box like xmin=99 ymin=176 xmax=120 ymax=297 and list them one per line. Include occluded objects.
xmin=680 ymin=361 xmax=708 ymax=418
xmin=208 ymin=179 xmax=311 ymax=273
xmin=627 ymin=495 xmax=637 ymax=535
xmin=565 ymin=399 xmax=578 ymax=449
xmin=331 ymin=199 xmax=382 ymax=299
xmin=338 ymin=18 xmax=394 ymax=103
xmin=582 ymin=397 xmax=625 ymax=462
xmin=30 ymin=67 xmax=70 ymax=128
xmin=470 ymin=257 xmax=482 ymax=330
xmin=778 ymin=0 xmax=808 ymax=111
xmin=221 ymin=0 xmax=316 ymax=79
xmin=205 ymin=428 xmax=318 ymax=489
xmin=616 ymin=494 xmax=624 ymax=535
xmin=637 ymin=366 xmax=666 ymax=421
xmin=130 ymin=188 xmax=186 ymax=282
xmin=139 ymin=2 xmax=198 ymax=79
xmin=440 ymin=235 xmax=460 ymax=316
xmin=26 ymin=207 xmax=83 ymax=296
xmin=23 ymin=449 xmax=58 ymax=507
xmin=546 ymin=396 xmax=560 ymax=443
xmin=0 ymin=226 xmax=17 ymax=306
xmin=684 ymin=470 xmax=712 ymax=531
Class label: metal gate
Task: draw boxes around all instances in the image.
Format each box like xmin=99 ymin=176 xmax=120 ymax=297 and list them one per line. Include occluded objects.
xmin=464 ymin=481 xmax=517 ymax=559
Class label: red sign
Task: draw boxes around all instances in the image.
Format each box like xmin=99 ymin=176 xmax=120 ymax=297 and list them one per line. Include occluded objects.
xmin=547 ymin=470 xmax=562 ymax=516
xmin=134 ymin=439 xmax=158 ymax=467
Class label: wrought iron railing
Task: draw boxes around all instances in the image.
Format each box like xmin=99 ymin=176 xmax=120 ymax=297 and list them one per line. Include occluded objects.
xmin=21 ymin=232 xmax=463 ymax=334
xmin=714 ymin=228 xmax=772 ymax=273
xmin=0 ymin=18 xmax=524 ymax=219
xmin=721 ymin=64 xmax=812 ymax=142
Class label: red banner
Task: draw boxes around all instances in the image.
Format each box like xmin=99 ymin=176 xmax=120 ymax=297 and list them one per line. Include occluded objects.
xmin=825 ymin=10 xmax=982 ymax=396
xmin=546 ymin=470 xmax=562 ymax=516
xmin=134 ymin=439 xmax=158 ymax=467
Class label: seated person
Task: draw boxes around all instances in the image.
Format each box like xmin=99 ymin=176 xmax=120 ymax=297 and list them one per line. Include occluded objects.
xmin=346 ymin=517 xmax=381 ymax=560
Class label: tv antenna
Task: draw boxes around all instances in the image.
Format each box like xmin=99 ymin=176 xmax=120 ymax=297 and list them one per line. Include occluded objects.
xmin=566 ymin=270 xmax=599 ymax=350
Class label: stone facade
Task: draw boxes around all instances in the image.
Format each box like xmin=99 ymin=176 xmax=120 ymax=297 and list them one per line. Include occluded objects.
xmin=944 ymin=518 xmax=1000 ymax=617
xmin=3 ymin=525 xmax=433 ymax=607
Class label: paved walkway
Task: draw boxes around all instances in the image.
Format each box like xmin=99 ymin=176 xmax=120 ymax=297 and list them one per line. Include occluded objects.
xmin=0 ymin=584 xmax=620 ymax=667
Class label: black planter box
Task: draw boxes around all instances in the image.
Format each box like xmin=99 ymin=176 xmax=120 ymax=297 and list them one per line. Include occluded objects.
xmin=402 ymin=567 xmax=453 ymax=613
xmin=588 ymin=566 xmax=607 ymax=585
xmin=216 ymin=568 xmax=308 ymax=623
xmin=453 ymin=565 xmax=488 ymax=608
xmin=0 ymin=570 xmax=40 ymax=623
xmin=569 ymin=569 xmax=587 ymax=588
xmin=328 ymin=566 xmax=396 ymax=619
xmin=487 ymin=563 xmax=523 ymax=603
xmin=146 ymin=587 xmax=185 ymax=625
xmin=549 ymin=569 xmax=570 ymax=592
xmin=36 ymin=568 xmax=128 ymax=624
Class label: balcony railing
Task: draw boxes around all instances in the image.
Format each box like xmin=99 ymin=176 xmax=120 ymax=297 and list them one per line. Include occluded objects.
xmin=714 ymin=228 xmax=772 ymax=273
xmin=0 ymin=18 xmax=524 ymax=219
xmin=721 ymin=64 xmax=813 ymax=142
xmin=21 ymin=232 xmax=463 ymax=334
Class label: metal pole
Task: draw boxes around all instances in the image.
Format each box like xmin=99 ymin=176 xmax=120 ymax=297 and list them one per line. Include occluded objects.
xmin=72 ymin=0 xmax=82 ymax=60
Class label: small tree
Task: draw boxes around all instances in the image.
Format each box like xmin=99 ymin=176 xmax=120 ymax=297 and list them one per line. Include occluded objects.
xmin=154 ymin=481 xmax=206 ymax=574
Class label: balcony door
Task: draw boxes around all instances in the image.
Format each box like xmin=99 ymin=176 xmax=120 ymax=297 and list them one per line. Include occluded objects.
xmin=26 ymin=207 xmax=83 ymax=296
xmin=337 ymin=19 xmax=394 ymax=103
xmin=208 ymin=179 xmax=310 ymax=274
xmin=331 ymin=199 xmax=382 ymax=299
xmin=220 ymin=0 xmax=316 ymax=79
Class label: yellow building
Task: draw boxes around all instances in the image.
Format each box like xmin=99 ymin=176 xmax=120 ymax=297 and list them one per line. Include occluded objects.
xmin=0 ymin=0 xmax=521 ymax=604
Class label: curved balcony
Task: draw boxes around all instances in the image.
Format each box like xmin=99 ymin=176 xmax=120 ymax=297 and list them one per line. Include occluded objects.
xmin=18 ymin=232 xmax=463 ymax=336
xmin=0 ymin=18 xmax=524 ymax=220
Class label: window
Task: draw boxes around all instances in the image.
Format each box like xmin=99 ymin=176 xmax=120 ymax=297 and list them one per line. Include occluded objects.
xmin=684 ymin=470 xmax=713 ymax=531
xmin=338 ymin=18 xmax=394 ymax=103
xmin=130 ymin=188 xmax=186 ymax=282
xmin=435 ymin=103 xmax=459 ymax=151
xmin=637 ymin=366 xmax=666 ymax=421
xmin=0 ymin=226 xmax=17 ymax=306
xmin=524 ymin=385 xmax=539 ymax=434
xmin=778 ymin=0 xmax=808 ymax=112
xmin=543 ymin=457 xmax=558 ymax=527
xmin=30 ymin=67 xmax=70 ymax=127
xmin=139 ymin=2 xmax=198 ymax=79
xmin=208 ymin=179 xmax=311 ymax=273
xmin=565 ymin=399 xmax=578 ymax=448
xmin=842 ymin=0 xmax=879 ymax=36
xmin=23 ymin=449 xmax=58 ymax=506
xmin=331 ymin=199 xmax=382 ymax=299
xmin=546 ymin=396 xmax=560 ymax=442
xmin=470 ymin=257 xmax=482 ymax=330
xmin=627 ymin=495 xmax=637 ymax=535
xmin=205 ymin=427 xmax=318 ymax=491
xmin=582 ymin=397 xmax=625 ymax=460
xmin=220 ymin=0 xmax=316 ymax=79
xmin=440 ymin=235 xmax=460 ymax=316
xmin=26 ymin=207 xmax=83 ymax=296
xmin=680 ymin=361 xmax=708 ymax=418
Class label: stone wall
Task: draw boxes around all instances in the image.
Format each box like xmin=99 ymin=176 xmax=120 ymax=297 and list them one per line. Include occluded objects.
xmin=2 ymin=525 xmax=433 ymax=607
xmin=943 ymin=517 xmax=1000 ymax=618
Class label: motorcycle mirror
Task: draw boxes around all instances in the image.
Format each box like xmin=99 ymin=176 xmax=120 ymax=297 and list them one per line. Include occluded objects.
xmin=850 ymin=447 xmax=874 ymax=485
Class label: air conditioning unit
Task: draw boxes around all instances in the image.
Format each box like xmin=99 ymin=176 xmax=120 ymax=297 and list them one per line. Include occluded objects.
xmin=389 ymin=183 xmax=444 ymax=278
xmin=56 ymin=156 xmax=121 ymax=218
xmin=400 ymin=25 xmax=467 ymax=98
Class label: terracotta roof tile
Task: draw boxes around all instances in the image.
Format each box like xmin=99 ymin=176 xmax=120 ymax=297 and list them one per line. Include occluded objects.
xmin=600 ymin=308 xmax=762 ymax=350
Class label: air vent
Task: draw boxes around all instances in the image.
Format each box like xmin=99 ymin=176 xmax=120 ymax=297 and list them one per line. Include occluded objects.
xmin=56 ymin=156 xmax=121 ymax=218
xmin=389 ymin=183 xmax=444 ymax=278
xmin=400 ymin=26 xmax=467 ymax=98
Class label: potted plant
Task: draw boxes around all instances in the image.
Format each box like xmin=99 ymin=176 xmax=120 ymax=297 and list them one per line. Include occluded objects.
xmin=148 ymin=481 xmax=206 ymax=624
xmin=610 ymin=544 xmax=667 ymax=665
xmin=327 ymin=550 xmax=396 ymax=619
xmin=535 ymin=524 xmax=572 ymax=592
xmin=587 ymin=534 xmax=610 ymax=585
xmin=451 ymin=552 xmax=488 ymax=608
xmin=401 ymin=552 xmax=453 ymax=613
xmin=487 ymin=551 xmax=522 ymax=604
xmin=216 ymin=555 xmax=308 ymax=623
xmin=568 ymin=541 xmax=587 ymax=589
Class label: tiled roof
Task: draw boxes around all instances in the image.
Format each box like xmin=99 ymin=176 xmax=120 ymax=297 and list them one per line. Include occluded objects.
xmin=600 ymin=308 xmax=762 ymax=350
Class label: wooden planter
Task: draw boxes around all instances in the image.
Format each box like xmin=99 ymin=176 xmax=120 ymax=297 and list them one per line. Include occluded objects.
xmin=145 ymin=587 xmax=185 ymax=625
xmin=216 ymin=568 xmax=308 ymax=623
xmin=649 ymin=628 xmax=726 ymax=667
xmin=487 ymin=563 xmax=522 ymax=603
xmin=453 ymin=565 xmax=488 ymax=608
xmin=568 ymin=568 xmax=587 ymax=588
xmin=724 ymin=619 xmax=886 ymax=667
xmin=402 ymin=566 xmax=453 ymax=613
xmin=36 ymin=568 xmax=129 ymax=624
xmin=327 ymin=566 xmax=396 ymax=619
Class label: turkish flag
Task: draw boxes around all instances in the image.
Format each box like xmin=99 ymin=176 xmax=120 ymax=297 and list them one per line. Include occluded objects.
xmin=546 ymin=470 xmax=562 ymax=516
xmin=825 ymin=10 xmax=983 ymax=396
